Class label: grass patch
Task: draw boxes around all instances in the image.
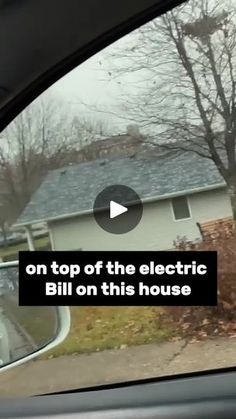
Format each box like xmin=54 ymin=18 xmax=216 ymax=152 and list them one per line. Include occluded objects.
xmin=0 ymin=236 xmax=49 ymax=259
xmin=45 ymin=306 xmax=173 ymax=358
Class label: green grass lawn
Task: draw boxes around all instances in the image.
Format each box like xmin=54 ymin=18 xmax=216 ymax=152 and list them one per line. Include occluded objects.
xmin=0 ymin=304 xmax=172 ymax=359
xmin=0 ymin=236 xmax=50 ymax=260
xmin=44 ymin=306 xmax=173 ymax=358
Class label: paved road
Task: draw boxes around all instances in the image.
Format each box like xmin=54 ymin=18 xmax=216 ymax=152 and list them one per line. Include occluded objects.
xmin=0 ymin=337 xmax=235 ymax=398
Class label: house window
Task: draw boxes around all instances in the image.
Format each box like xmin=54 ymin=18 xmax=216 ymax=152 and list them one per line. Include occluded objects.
xmin=171 ymin=196 xmax=191 ymax=220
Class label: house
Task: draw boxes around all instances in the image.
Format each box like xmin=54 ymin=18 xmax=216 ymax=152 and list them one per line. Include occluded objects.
xmin=76 ymin=125 xmax=145 ymax=162
xmin=14 ymin=149 xmax=232 ymax=251
xmin=72 ymin=124 xmax=146 ymax=163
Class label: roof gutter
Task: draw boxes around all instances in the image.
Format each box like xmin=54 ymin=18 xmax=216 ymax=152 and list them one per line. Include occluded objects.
xmin=140 ymin=182 xmax=225 ymax=205
xmin=13 ymin=181 xmax=225 ymax=228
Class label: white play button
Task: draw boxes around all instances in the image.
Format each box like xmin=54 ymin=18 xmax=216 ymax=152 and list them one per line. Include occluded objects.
xmin=93 ymin=185 xmax=143 ymax=234
xmin=110 ymin=201 xmax=128 ymax=219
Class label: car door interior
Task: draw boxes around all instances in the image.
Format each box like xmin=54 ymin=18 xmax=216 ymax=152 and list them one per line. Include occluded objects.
xmin=0 ymin=0 xmax=236 ymax=417
xmin=1 ymin=370 xmax=236 ymax=418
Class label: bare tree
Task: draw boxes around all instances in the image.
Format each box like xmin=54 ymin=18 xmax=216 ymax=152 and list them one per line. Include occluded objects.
xmin=107 ymin=0 xmax=236 ymax=224
xmin=0 ymin=93 xmax=111 ymax=229
xmin=0 ymin=95 xmax=74 ymax=218
xmin=71 ymin=115 xmax=111 ymax=148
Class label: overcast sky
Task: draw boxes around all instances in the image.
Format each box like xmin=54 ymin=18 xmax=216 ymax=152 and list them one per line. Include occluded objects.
xmin=45 ymin=22 xmax=151 ymax=138
xmin=6 ymin=0 xmax=229 ymax=141
xmin=49 ymin=36 xmax=136 ymax=135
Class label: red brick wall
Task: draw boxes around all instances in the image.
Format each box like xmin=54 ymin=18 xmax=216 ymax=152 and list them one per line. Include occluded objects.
xmin=199 ymin=217 xmax=233 ymax=240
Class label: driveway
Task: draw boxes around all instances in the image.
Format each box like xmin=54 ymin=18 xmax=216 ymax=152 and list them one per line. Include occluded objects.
xmin=0 ymin=337 xmax=235 ymax=397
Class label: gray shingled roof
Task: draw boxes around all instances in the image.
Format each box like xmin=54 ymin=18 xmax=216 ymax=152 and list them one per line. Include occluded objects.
xmin=15 ymin=150 xmax=225 ymax=226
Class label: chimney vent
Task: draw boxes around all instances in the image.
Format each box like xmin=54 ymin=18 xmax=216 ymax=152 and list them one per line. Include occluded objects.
xmin=127 ymin=124 xmax=141 ymax=139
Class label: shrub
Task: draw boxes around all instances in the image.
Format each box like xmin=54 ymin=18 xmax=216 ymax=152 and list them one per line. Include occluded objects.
xmin=163 ymin=223 xmax=236 ymax=340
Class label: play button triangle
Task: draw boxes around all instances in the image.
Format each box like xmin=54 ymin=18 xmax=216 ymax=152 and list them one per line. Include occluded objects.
xmin=110 ymin=201 xmax=128 ymax=219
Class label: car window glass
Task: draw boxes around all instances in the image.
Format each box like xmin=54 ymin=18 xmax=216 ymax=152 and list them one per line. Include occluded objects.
xmin=0 ymin=0 xmax=236 ymax=397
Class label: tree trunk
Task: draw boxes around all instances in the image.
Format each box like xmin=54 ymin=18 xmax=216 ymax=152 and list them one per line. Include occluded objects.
xmin=0 ymin=223 xmax=8 ymax=248
xmin=227 ymin=182 xmax=236 ymax=230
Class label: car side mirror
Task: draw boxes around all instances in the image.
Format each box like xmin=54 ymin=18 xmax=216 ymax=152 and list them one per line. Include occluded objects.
xmin=0 ymin=260 xmax=70 ymax=372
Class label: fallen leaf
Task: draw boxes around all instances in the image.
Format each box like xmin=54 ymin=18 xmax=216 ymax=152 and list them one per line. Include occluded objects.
xmin=202 ymin=318 xmax=210 ymax=326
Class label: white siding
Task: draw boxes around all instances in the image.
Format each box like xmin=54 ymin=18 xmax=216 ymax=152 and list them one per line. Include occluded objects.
xmin=190 ymin=188 xmax=231 ymax=221
xmin=49 ymin=188 xmax=232 ymax=251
